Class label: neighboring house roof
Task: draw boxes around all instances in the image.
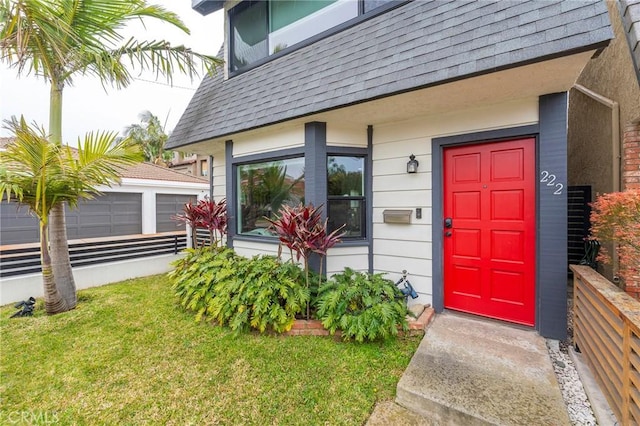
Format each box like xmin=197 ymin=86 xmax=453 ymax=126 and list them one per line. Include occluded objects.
xmin=0 ymin=137 xmax=207 ymax=184
xmin=168 ymin=0 xmax=612 ymax=149
xmin=620 ymin=0 xmax=640 ymax=83
xmin=122 ymin=162 xmax=208 ymax=184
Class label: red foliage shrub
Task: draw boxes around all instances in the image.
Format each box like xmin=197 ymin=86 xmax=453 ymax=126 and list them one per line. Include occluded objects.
xmin=173 ymin=198 xmax=227 ymax=248
xmin=590 ymin=190 xmax=640 ymax=289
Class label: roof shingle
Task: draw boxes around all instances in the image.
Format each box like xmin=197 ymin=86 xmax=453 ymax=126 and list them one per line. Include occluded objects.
xmin=168 ymin=0 xmax=612 ymax=149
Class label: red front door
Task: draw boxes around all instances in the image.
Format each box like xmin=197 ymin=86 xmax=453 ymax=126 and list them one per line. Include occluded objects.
xmin=443 ymin=138 xmax=536 ymax=326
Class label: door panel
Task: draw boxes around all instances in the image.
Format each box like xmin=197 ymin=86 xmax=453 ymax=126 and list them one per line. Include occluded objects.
xmin=443 ymin=138 xmax=535 ymax=326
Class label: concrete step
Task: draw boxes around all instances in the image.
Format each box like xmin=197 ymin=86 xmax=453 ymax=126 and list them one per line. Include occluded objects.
xmin=395 ymin=313 xmax=570 ymax=425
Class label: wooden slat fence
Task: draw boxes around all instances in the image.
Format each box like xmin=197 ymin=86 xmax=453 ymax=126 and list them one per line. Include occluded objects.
xmin=571 ymin=265 xmax=640 ymax=424
xmin=0 ymin=232 xmax=187 ymax=278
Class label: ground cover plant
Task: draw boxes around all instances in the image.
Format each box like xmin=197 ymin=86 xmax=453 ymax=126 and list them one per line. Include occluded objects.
xmin=1 ymin=275 xmax=421 ymax=425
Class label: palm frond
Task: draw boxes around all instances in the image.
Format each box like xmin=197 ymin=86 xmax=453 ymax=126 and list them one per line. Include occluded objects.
xmin=66 ymin=131 xmax=143 ymax=195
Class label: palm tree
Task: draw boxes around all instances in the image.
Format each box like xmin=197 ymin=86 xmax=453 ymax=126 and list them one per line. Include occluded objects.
xmin=124 ymin=111 xmax=171 ymax=166
xmin=0 ymin=118 xmax=142 ymax=314
xmin=0 ymin=0 xmax=221 ymax=312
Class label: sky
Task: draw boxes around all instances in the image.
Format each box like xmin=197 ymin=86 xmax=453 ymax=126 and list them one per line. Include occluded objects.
xmin=0 ymin=1 xmax=224 ymax=146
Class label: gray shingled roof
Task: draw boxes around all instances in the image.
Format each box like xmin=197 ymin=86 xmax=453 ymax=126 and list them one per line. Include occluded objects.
xmin=168 ymin=0 xmax=612 ymax=149
xmin=620 ymin=0 xmax=640 ymax=83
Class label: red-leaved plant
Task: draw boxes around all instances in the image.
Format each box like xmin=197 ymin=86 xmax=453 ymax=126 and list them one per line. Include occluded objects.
xmin=590 ymin=190 xmax=640 ymax=290
xmin=266 ymin=203 xmax=345 ymax=319
xmin=173 ymin=198 xmax=228 ymax=248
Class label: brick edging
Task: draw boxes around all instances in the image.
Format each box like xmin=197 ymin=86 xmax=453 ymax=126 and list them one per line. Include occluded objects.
xmin=283 ymin=307 xmax=436 ymax=337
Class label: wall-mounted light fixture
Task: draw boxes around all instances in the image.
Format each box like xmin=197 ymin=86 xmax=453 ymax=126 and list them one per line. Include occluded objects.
xmin=407 ymin=154 xmax=419 ymax=174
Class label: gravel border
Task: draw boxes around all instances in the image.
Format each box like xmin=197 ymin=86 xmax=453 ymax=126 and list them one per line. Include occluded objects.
xmin=546 ymin=285 xmax=598 ymax=426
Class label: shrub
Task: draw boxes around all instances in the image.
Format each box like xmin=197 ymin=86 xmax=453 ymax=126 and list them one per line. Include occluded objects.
xmin=168 ymin=248 xmax=309 ymax=333
xmin=266 ymin=203 xmax=344 ymax=319
xmin=590 ymin=190 xmax=640 ymax=289
xmin=173 ymin=198 xmax=228 ymax=248
xmin=316 ymin=268 xmax=410 ymax=342
xmin=168 ymin=247 xmax=239 ymax=321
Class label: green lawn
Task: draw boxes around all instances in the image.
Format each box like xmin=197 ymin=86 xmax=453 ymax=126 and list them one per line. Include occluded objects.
xmin=0 ymin=275 xmax=421 ymax=425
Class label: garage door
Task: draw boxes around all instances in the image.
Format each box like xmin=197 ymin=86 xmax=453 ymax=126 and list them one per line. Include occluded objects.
xmin=0 ymin=192 xmax=142 ymax=245
xmin=0 ymin=201 xmax=39 ymax=245
xmin=156 ymin=194 xmax=197 ymax=233
xmin=65 ymin=193 xmax=142 ymax=239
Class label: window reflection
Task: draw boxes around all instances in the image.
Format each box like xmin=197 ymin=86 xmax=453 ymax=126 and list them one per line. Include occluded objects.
xmin=327 ymin=156 xmax=365 ymax=238
xmin=237 ymin=157 xmax=305 ymax=235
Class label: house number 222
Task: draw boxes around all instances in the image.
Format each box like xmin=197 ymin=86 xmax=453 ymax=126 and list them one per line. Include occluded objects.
xmin=540 ymin=171 xmax=563 ymax=195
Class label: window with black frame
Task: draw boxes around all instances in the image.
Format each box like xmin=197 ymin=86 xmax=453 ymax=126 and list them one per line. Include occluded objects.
xmin=229 ymin=0 xmax=400 ymax=72
xmin=237 ymin=157 xmax=305 ymax=236
xmin=327 ymin=156 xmax=365 ymax=238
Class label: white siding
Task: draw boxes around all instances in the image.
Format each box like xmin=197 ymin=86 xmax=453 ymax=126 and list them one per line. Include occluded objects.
xmin=326 ymin=245 xmax=369 ymax=275
xmin=212 ymin=152 xmax=226 ymax=200
xmin=233 ymin=240 xmax=280 ymax=258
xmin=232 ymin=125 xmax=304 ymax=157
xmin=327 ymin=123 xmax=367 ymax=147
xmin=371 ymin=98 xmax=539 ymax=306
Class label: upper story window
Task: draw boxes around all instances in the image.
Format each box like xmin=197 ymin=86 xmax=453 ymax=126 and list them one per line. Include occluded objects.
xmin=229 ymin=0 xmax=399 ymax=73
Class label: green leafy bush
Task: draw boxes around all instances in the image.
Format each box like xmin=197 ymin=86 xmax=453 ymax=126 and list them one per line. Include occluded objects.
xmin=316 ymin=268 xmax=410 ymax=342
xmin=168 ymin=249 xmax=309 ymax=334
xmin=168 ymin=247 xmax=239 ymax=321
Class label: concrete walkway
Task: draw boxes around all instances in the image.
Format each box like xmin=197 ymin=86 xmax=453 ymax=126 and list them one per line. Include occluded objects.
xmin=368 ymin=313 xmax=569 ymax=425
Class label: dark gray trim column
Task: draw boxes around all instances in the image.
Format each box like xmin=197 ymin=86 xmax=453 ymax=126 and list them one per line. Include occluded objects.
xmin=209 ymin=155 xmax=214 ymax=201
xmin=367 ymin=125 xmax=374 ymax=274
xmin=305 ymin=122 xmax=327 ymax=274
xmin=537 ymin=92 xmax=568 ymax=340
xmin=225 ymin=140 xmax=235 ymax=248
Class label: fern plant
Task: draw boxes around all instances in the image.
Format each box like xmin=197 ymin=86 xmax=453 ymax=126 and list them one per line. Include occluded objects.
xmin=316 ymin=268 xmax=410 ymax=342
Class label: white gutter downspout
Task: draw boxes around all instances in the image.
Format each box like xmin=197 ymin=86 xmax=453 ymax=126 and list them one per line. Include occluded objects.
xmin=572 ymin=84 xmax=621 ymax=280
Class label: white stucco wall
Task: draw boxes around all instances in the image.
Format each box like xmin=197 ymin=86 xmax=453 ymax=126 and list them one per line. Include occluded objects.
xmin=0 ymin=254 xmax=183 ymax=306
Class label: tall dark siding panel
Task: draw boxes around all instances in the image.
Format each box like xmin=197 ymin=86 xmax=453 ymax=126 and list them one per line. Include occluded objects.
xmin=538 ymin=92 xmax=569 ymax=340
xmin=567 ymin=186 xmax=592 ymax=267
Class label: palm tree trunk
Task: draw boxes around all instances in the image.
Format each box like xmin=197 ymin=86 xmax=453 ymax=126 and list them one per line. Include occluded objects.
xmin=49 ymin=82 xmax=63 ymax=145
xmin=40 ymin=220 xmax=68 ymax=314
xmin=47 ymin=81 xmax=76 ymax=310
xmin=49 ymin=203 xmax=77 ymax=309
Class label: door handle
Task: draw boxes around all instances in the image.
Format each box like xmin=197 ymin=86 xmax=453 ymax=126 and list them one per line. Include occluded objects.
xmin=444 ymin=217 xmax=453 ymax=228
xmin=445 ymin=231 xmax=452 ymax=237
